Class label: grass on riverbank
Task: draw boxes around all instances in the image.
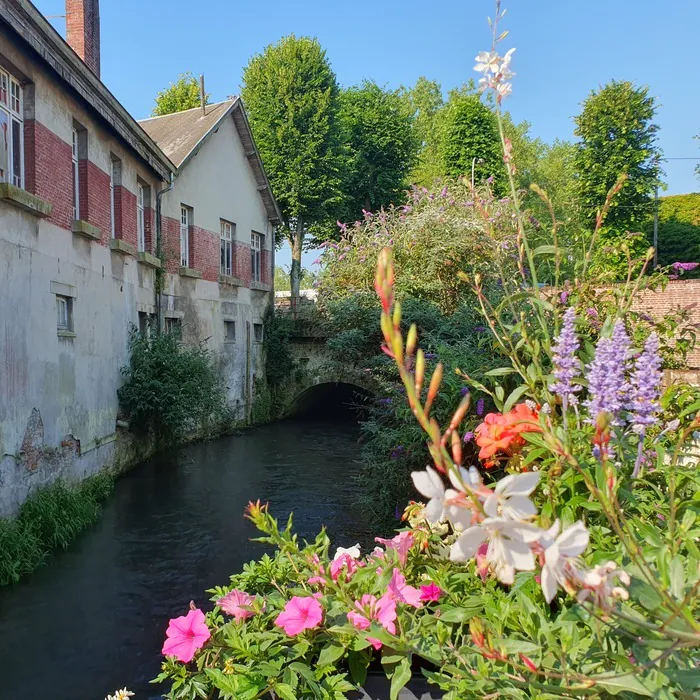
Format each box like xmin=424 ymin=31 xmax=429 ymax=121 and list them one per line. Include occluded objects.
xmin=0 ymin=472 xmax=114 ymax=586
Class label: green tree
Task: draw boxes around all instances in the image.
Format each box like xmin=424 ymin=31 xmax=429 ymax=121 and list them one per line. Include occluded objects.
xmin=152 ymin=72 xmax=209 ymax=117
xmin=338 ymin=80 xmax=418 ymax=222
xmin=574 ymin=81 xmax=661 ymax=251
xmin=437 ymin=91 xmax=506 ymax=193
xmin=241 ymin=35 xmax=344 ymax=299
xmin=402 ymin=77 xmax=445 ymax=186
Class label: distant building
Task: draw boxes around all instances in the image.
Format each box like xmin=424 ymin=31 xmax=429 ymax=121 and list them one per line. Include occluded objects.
xmin=0 ymin=0 xmax=279 ymax=516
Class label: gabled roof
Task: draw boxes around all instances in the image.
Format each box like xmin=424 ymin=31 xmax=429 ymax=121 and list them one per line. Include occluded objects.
xmin=140 ymin=99 xmax=282 ymax=224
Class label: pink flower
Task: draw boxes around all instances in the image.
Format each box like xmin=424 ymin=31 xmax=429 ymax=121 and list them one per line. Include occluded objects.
xmin=162 ymin=608 xmax=211 ymax=663
xmin=216 ymin=589 xmax=256 ymax=622
xmin=387 ymin=568 xmax=423 ymax=608
xmin=275 ymin=596 xmax=323 ymax=636
xmin=419 ymin=583 xmax=443 ymax=602
xmin=347 ymin=594 xmax=397 ymax=650
xmin=375 ymin=531 xmax=415 ymax=567
xmin=475 ymin=541 xmax=490 ymax=582
xmin=330 ymin=553 xmax=360 ymax=582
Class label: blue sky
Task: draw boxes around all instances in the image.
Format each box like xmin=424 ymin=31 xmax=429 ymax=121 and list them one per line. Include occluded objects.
xmin=35 ymin=0 xmax=700 ymax=268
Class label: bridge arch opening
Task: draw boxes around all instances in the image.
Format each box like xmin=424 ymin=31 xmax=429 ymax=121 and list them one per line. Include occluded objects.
xmin=288 ymin=382 xmax=373 ymax=420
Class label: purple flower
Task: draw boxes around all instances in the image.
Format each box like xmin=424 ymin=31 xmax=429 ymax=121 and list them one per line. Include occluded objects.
xmin=528 ymin=215 xmax=541 ymax=229
xmin=379 ymin=398 xmax=393 ymax=406
xmin=394 ymin=503 xmax=402 ymax=520
xmin=424 ymin=352 xmax=437 ymax=360
xmin=463 ymin=431 xmax=474 ymax=443
xmin=671 ymin=261 xmax=699 ymax=272
xmin=440 ymin=186 xmax=448 ymax=198
xmin=549 ymin=307 xmax=580 ymax=410
xmin=476 ymin=398 xmax=485 ymax=416
xmin=486 ymin=175 xmax=495 ymax=184
xmin=584 ymin=320 xmax=630 ymax=425
xmin=474 ymin=325 xmax=486 ymax=333
xmin=460 ymin=386 xmax=469 ymax=396
xmin=390 ymin=445 xmax=406 ymax=460
xmin=559 ymin=290 xmax=570 ymax=305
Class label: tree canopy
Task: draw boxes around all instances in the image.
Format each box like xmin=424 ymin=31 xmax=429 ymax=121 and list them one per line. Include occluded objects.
xmin=152 ymin=73 xmax=209 ymax=117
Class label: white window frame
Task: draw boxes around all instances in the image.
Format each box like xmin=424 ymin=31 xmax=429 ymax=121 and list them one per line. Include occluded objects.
xmin=56 ymin=295 xmax=73 ymax=333
xmin=72 ymin=128 xmax=80 ymax=220
xmin=0 ymin=69 xmax=24 ymax=189
xmin=220 ymin=219 xmax=233 ymax=276
xmin=137 ymin=182 xmax=146 ymax=252
xmin=109 ymin=159 xmax=117 ymax=238
xmin=251 ymin=231 xmax=262 ymax=283
xmin=180 ymin=205 xmax=190 ymax=267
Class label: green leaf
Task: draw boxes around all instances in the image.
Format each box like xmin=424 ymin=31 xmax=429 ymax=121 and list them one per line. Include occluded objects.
xmin=484 ymin=367 xmax=517 ymax=377
xmin=348 ymin=650 xmax=368 ymax=686
xmin=534 ymin=244 xmax=557 ymax=256
xmin=594 ymin=675 xmax=655 ymax=697
xmin=274 ymin=683 xmax=297 ymax=700
xmin=663 ymin=668 xmax=700 ymax=690
xmin=318 ymin=641 xmax=346 ymax=667
xmin=390 ymin=656 xmax=412 ymax=700
xmin=438 ymin=602 xmax=482 ymax=623
xmin=503 ymin=384 xmax=530 ymax=413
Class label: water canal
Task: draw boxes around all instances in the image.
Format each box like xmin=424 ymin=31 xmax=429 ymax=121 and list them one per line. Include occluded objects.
xmin=0 ymin=412 xmax=371 ymax=700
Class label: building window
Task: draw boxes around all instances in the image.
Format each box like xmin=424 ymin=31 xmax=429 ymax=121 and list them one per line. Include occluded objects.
xmin=56 ymin=295 xmax=74 ymax=333
xmin=165 ymin=317 xmax=182 ymax=335
xmin=72 ymin=128 xmax=80 ymax=219
xmin=220 ymin=220 xmax=233 ymax=277
xmin=253 ymin=322 xmax=263 ymax=343
xmin=0 ymin=69 xmax=23 ymax=189
xmin=180 ymin=205 xmax=191 ymax=267
xmin=224 ymin=320 xmax=236 ymax=343
xmin=137 ymin=182 xmax=146 ymax=251
xmin=251 ymin=231 xmax=262 ymax=283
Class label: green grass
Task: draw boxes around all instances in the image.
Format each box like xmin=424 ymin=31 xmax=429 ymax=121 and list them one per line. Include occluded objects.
xmin=0 ymin=472 xmax=115 ymax=586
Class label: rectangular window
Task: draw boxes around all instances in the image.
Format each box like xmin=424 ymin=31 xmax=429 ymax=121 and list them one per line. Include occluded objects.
xmin=224 ymin=320 xmax=236 ymax=343
xmin=0 ymin=69 xmax=23 ymax=189
xmin=137 ymin=182 xmax=146 ymax=252
xmin=72 ymin=128 xmax=80 ymax=220
xmin=165 ymin=317 xmax=182 ymax=335
xmin=180 ymin=205 xmax=190 ymax=267
xmin=251 ymin=231 xmax=262 ymax=283
xmin=56 ymin=295 xmax=73 ymax=333
xmin=253 ymin=322 xmax=263 ymax=343
xmin=220 ymin=220 xmax=233 ymax=276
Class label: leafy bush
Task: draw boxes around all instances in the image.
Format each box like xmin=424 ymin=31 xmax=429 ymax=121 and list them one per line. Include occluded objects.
xmin=118 ymin=327 xmax=228 ymax=441
xmin=0 ymin=472 xmax=114 ymax=586
xmin=646 ymin=193 xmax=700 ymax=267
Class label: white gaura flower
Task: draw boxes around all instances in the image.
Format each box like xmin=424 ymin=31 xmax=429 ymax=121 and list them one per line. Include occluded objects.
xmin=474 ymin=50 xmax=500 ymax=74
xmin=540 ymin=520 xmax=589 ymax=603
xmin=106 ymin=690 xmax=134 ymax=700
xmin=450 ymin=517 xmax=542 ymax=585
xmin=333 ymin=544 xmax=361 ymax=561
xmin=411 ymin=466 xmax=459 ymax=524
xmin=484 ymin=472 xmax=540 ymax=521
xmin=576 ymin=561 xmax=630 ymax=608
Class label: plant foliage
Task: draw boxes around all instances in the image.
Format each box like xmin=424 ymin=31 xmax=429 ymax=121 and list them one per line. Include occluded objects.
xmin=152 ymin=72 xmax=209 ymax=117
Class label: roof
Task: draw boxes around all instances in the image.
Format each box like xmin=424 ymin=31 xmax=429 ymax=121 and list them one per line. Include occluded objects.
xmin=1 ymin=0 xmax=175 ymax=180
xmin=140 ymin=100 xmax=282 ymax=224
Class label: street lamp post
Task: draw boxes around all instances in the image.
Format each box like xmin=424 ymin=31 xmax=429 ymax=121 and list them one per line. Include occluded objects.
xmin=471 ymin=157 xmax=484 ymax=190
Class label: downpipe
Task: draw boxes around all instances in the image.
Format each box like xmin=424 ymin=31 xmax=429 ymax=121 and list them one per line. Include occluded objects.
xmin=155 ymin=173 xmax=174 ymax=334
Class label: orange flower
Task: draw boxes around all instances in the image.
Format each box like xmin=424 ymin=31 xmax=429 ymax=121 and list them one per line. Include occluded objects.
xmin=474 ymin=403 xmax=542 ymax=467
xmin=474 ymin=413 xmax=512 ymax=462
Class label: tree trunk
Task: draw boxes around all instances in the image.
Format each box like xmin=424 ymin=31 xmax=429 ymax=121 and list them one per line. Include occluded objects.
xmin=290 ymin=216 xmax=304 ymax=316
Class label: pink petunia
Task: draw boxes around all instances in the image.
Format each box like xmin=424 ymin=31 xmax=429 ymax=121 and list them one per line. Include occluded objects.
xmin=162 ymin=608 xmax=211 ymax=663
xmin=347 ymin=594 xmax=397 ymax=650
xmin=330 ymin=553 xmax=361 ymax=582
xmin=375 ymin=531 xmax=415 ymax=566
xmin=419 ymin=583 xmax=443 ymax=603
xmin=387 ymin=568 xmax=423 ymax=608
xmin=275 ymin=596 xmax=323 ymax=636
xmin=216 ymin=589 xmax=256 ymax=622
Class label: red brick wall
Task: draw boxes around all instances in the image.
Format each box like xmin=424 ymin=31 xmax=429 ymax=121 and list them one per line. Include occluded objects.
xmin=234 ymin=241 xmax=251 ymax=285
xmin=631 ymin=279 xmax=700 ymax=369
xmin=162 ymin=215 xmax=182 ymax=273
xmin=261 ymin=249 xmax=272 ymax=286
xmin=118 ymin=187 xmax=138 ymax=248
xmin=144 ymin=206 xmax=155 ymax=254
xmin=191 ymin=225 xmax=219 ymax=282
xmin=24 ymin=120 xmax=74 ymax=231
xmin=66 ymin=0 xmax=101 ymax=77
xmin=78 ymin=160 xmax=110 ymax=242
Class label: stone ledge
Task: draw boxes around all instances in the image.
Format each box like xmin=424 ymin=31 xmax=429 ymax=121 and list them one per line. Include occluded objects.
xmin=57 ymin=330 xmax=76 ymax=338
xmin=110 ymin=238 xmax=136 ymax=256
xmin=218 ymin=274 xmax=246 ymax=287
xmin=72 ymin=219 xmax=101 ymax=240
xmin=179 ymin=266 xmax=202 ymax=279
xmin=137 ymin=251 xmax=161 ymax=268
xmin=0 ymin=183 xmax=52 ymax=218
xmin=250 ymin=280 xmax=272 ymax=292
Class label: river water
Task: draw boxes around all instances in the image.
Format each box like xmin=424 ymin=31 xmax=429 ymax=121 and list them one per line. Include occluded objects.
xmin=0 ymin=418 xmax=372 ymax=700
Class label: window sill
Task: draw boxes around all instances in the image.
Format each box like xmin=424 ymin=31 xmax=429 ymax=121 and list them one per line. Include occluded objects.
xmin=0 ymin=183 xmax=53 ymax=218
xmin=72 ymin=219 xmax=101 ymax=240
xmin=179 ymin=266 xmax=202 ymax=279
xmin=218 ymin=273 xmax=246 ymax=287
xmin=57 ymin=330 xmax=76 ymax=338
xmin=137 ymin=251 xmax=161 ymax=268
xmin=250 ymin=280 xmax=272 ymax=292
xmin=110 ymin=238 xmax=136 ymax=256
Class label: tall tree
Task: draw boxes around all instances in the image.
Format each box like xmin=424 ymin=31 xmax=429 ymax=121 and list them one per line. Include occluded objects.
xmin=574 ymin=80 xmax=660 ymax=232
xmin=338 ymin=80 xmax=418 ymax=222
xmin=402 ymin=77 xmax=444 ymax=187
xmin=242 ymin=35 xmax=344 ymax=299
xmin=437 ymin=91 xmax=506 ymax=194
xmin=152 ymin=73 xmax=209 ymax=117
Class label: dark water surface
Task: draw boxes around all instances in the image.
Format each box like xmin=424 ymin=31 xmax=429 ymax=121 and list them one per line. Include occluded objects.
xmin=0 ymin=419 xmax=371 ymax=700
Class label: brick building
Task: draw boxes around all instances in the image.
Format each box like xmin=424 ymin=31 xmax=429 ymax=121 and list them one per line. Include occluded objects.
xmin=0 ymin=0 xmax=280 ymax=516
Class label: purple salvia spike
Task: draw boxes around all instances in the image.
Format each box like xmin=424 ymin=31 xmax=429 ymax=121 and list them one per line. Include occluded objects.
xmin=549 ymin=307 xmax=580 ymax=412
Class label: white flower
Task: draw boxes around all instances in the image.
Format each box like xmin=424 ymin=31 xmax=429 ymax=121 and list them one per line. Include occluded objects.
xmin=576 ymin=561 xmax=630 ymax=608
xmin=450 ymin=517 xmax=542 ymax=584
xmin=484 ymin=472 xmax=540 ymax=521
xmin=474 ymin=50 xmax=500 ymax=74
xmin=540 ymin=520 xmax=590 ymax=603
xmin=106 ymin=690 xmax=134 ymax=700
xmin=411 ymin=466 xmax=459 ymax=524
xmin=333 ymin=544 xmax=361 ymax=560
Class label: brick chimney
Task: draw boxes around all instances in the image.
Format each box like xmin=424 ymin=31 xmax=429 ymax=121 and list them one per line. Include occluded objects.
xmin=66 ymin=0 xmax=101 ymax=78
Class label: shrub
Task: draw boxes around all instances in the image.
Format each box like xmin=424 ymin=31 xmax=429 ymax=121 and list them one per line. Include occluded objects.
xmin=118 ymin=326 xmax=228 ymax=441
xmin=646 ymin=193 xmax=700 ymax=268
